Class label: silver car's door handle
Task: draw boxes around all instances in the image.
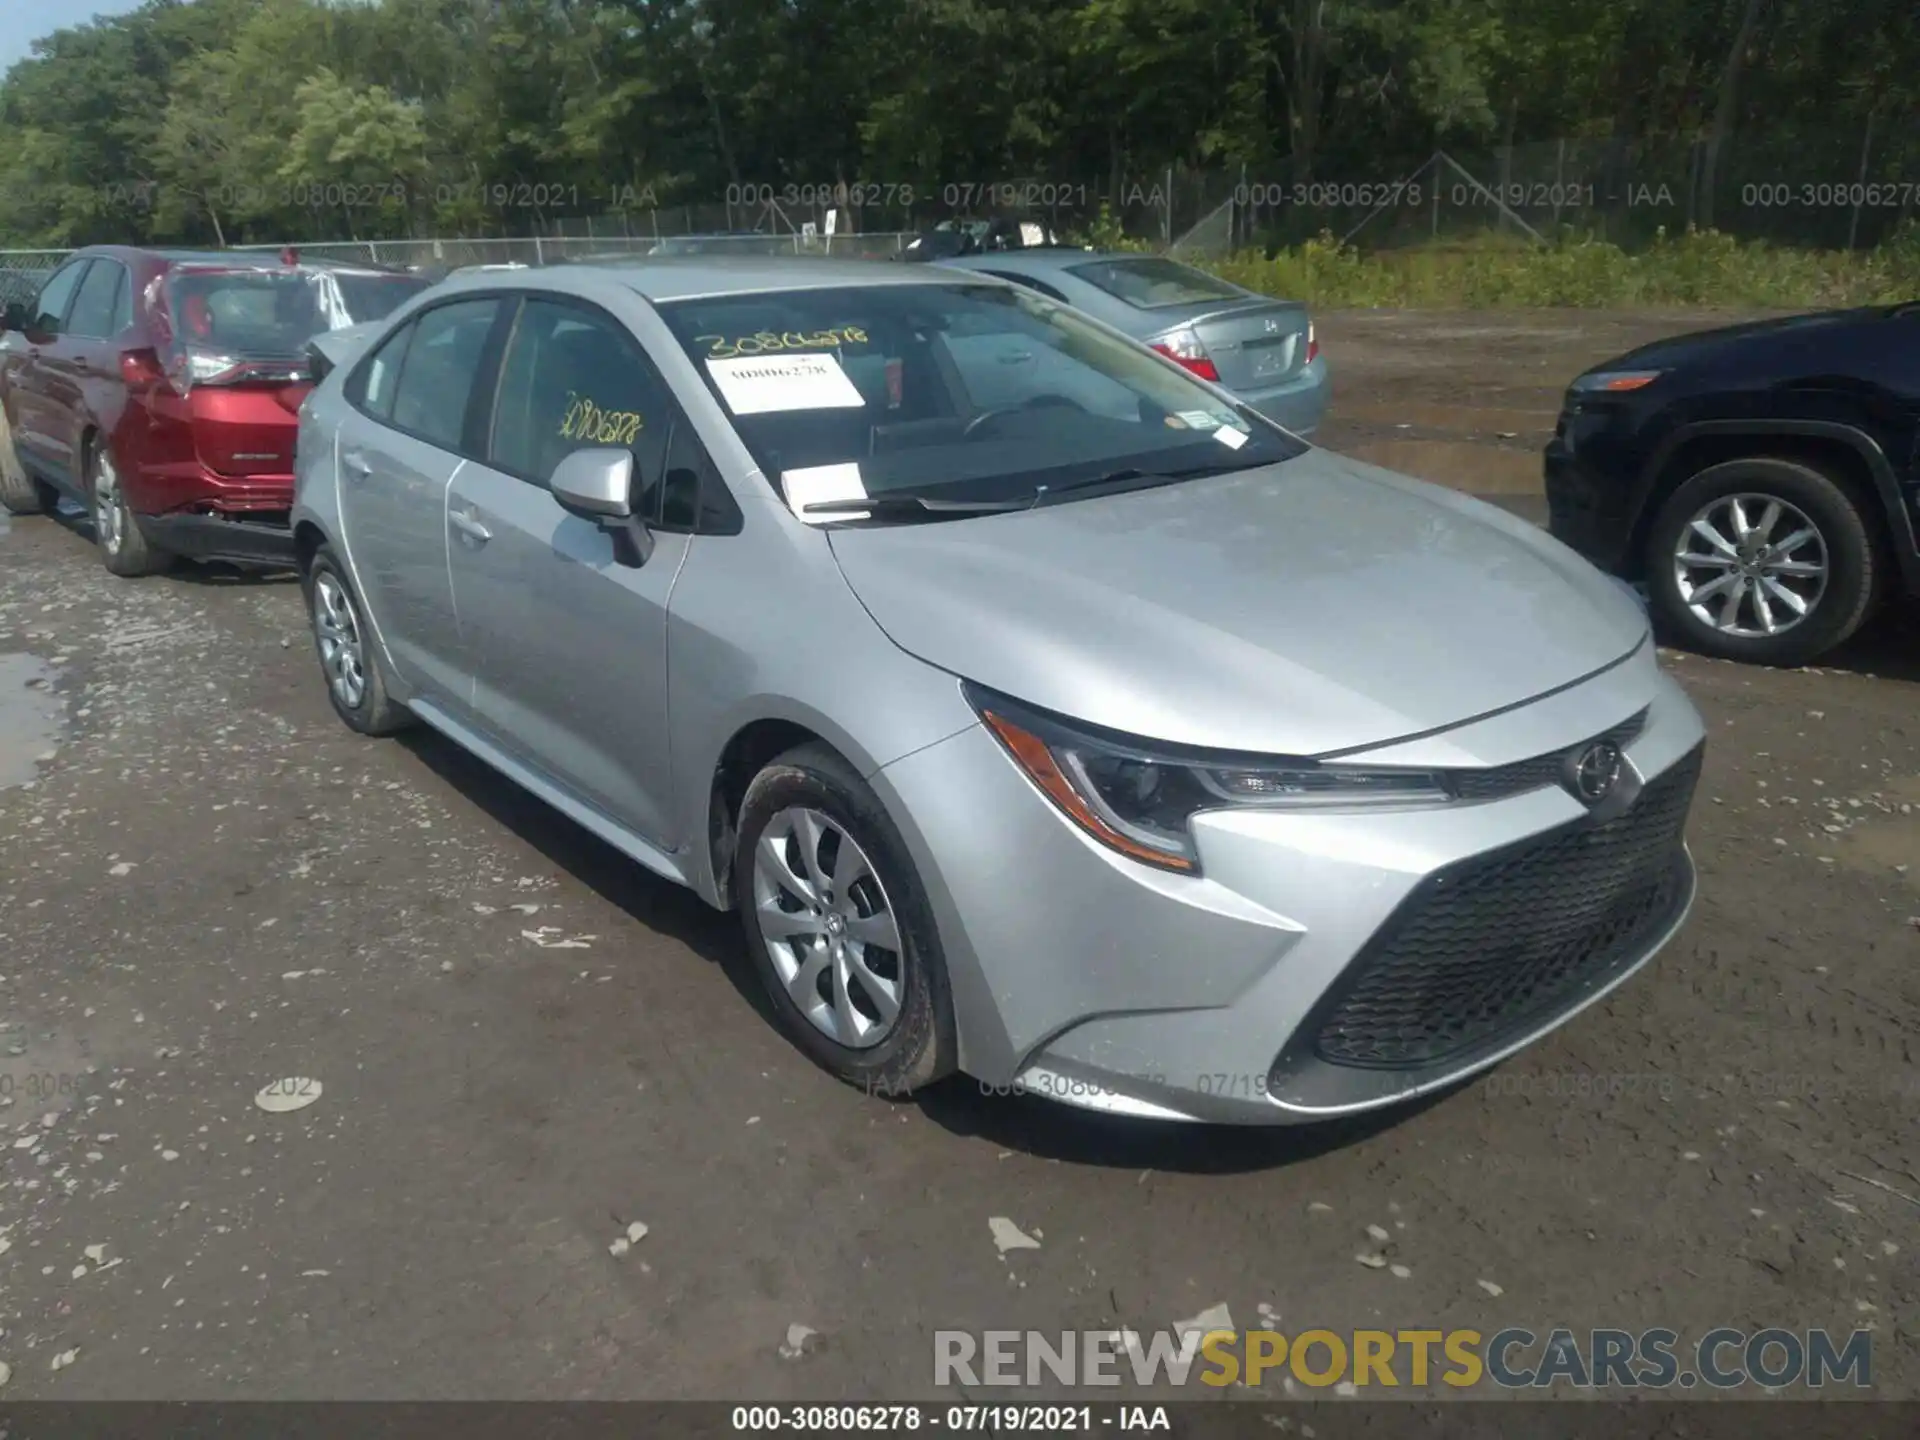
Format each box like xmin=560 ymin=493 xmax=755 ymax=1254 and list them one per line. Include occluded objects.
xmin=449 ymin=508 xmax=491 ymax=545
xmin=998 ymin=350 xmax=1035 ymax=364
xmin=341 ymin=450 xmax=373 ymax=482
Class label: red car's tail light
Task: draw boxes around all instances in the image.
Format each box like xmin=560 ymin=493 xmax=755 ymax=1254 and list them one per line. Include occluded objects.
xmin=119 ymin=347 xmax=168 ymax=392
xmin=1150 ymin=329 xmax=1221 ymax=383
xmin=167 ymin=346 xmax=308 ymax=394
xmin=1305 ymin=321 xmax=1320 ymax=364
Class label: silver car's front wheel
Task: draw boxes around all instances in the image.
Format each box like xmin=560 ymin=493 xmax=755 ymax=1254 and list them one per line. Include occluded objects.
xmin=1673 ymin=491 xmax=1828 ymax=639
xmin=752 ymin=806 xmax=904 ymax=1049
xmin=735 ymin=743 xmax=955 ymax=1095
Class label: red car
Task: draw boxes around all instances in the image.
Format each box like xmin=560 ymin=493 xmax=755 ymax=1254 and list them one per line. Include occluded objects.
xmin=0 ymin=246 xmax=429 ymax=574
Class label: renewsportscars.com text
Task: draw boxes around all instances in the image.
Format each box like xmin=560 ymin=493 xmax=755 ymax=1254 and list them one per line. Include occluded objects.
xmin=934 ymin=1326 xmax=1872 ymax=1390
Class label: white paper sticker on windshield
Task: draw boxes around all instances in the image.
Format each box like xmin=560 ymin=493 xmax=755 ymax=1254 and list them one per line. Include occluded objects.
xmin=783 ymin=463 xmax=869 ymax=524
xmin=707 ymin=354 xmax=865 ymax=416
xmin=1214 ymin=425 xmax=1249 ymax=450
xmin=1176 ymin=410 xmax=1222 ymax=431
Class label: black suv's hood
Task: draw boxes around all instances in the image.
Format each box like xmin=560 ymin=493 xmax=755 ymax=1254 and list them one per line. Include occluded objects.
xmin=1592 ymin=306 xmax=1898 ymax=375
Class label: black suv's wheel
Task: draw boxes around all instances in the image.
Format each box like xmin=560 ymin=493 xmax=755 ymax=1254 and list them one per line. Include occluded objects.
xmin=302 ymin=544 xmax=412 ymax=735
xmin=1645 ymin=456 xmax=1880 ymax=667
xmin=735 ymin=742 xmax=957 ymax=1098
xmin=90 ymin=439 xmax=174 ymax=578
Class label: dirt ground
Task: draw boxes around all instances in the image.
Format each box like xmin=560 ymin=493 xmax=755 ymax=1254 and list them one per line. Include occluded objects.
xmin=1 ymin=309 xmax=1916 ymax=1404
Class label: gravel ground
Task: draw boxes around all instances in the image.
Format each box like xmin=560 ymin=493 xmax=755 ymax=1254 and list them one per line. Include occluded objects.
xmin=1 ymin=309 xmax=1916 ymax=1402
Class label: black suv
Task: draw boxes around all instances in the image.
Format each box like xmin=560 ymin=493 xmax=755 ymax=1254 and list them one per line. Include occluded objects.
xmin=1545 ymin=303 xmax=1920 ymax=666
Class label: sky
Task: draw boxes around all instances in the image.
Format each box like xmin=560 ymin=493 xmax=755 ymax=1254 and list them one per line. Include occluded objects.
xmin=1 ymin=0 xmax=148 ymax=79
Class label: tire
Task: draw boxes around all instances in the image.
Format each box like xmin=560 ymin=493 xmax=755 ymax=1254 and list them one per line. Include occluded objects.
xmin=302 ymin=543 xmax=412 ymax=736
xmin=0 ymin=400 xmax=43 ymax=515
xmin=89 ymin=437 xmax=174 ymax=577
xmin=1644 ymin=456 xmax=1880 ymax=667
xmin=735 ymin=742 xmax=957 ymax=1098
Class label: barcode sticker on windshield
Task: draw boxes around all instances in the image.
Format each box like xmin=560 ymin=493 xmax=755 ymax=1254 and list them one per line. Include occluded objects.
xmin=783 ymin=463 xmax=869 ymax=524
xmin=708 ymin=353 xmax=866 ymax=416
xmin=1214 ymin=426 xmax=1249 ymax=450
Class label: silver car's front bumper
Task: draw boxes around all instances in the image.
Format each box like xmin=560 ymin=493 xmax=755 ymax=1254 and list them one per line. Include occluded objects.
xmin=870 ymin=653 xmax=1704 ymax=1125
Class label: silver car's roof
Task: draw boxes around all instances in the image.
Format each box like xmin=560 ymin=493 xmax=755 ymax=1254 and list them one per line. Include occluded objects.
xmin=435 ymin=257 xmax=996 ymax=304
xmin=936 ymin=250 xmax=1136 ymax=274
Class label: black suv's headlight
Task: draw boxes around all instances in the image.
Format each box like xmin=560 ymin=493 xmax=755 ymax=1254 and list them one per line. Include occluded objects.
xmin=967 ymin=685 xmax=1451 ymax=874
xmin=1569 ymin=368 xmax=1664 ymax=395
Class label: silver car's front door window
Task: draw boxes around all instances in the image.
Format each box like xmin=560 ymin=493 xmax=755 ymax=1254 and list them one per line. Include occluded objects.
xmin=338 ymin=298 xmax=500 ymax=710
xmin=446 ymin=296 xmax=692 ymax=847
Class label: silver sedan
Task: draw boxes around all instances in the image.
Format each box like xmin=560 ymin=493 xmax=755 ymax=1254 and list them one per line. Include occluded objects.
xmin=293 ymin=258 xmax=1702 ymax=1124
xmin=936 ymin=249 xmax=1330 ymax=435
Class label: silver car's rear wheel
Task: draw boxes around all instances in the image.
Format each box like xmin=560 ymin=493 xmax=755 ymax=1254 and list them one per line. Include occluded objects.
xmin=312 ymin=570 xmax=368 ymax=711
xmin=752 ymin=806 xmax=904 ymax=1049
xmin=302 ymin=544 xmax=412 ymax=736
xmin=1673 ymin=492 xmax=1828 ymax=639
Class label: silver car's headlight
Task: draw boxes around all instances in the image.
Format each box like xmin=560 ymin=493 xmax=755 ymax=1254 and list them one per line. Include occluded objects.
xmin=967 ymin=686 xmax=1450 ymax=874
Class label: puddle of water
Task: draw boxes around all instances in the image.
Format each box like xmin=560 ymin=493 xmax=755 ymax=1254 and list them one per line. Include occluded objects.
xmin=0 ymin=651 xmax=64 ymax=788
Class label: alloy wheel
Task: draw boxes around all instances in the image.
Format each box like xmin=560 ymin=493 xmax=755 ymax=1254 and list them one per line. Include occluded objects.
xmin=1673 ymin=492 xmax=1829 ymax=639
xmin=751 ymin=806 xmax=905 ymax=1050
xmin=312 ymin=572 xmax=368 ymax=710
xmin=93 ymin=451 xmax=125 ymax=556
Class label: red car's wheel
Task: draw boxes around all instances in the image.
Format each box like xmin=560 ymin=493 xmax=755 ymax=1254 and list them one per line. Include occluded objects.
xmin=90 ymin=440 xmax=174 ymax=578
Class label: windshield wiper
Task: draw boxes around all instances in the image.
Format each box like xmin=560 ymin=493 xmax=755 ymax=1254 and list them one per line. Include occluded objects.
xmin=802 ymin=458 xmax=1260 ymax=521
xmin=801 ymin=493 xmax=1030 ymax=519
xmin=1027 ymin=461 xmax=1244 ymax=508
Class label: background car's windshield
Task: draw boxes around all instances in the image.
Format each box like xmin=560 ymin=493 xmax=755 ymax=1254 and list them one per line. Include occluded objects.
xmin=657 ymin=282 xmax=1302 ymax=510
xmin=165 ymin=268 xmax=428 ymax=357
xmin=330 ymin=272 xmax=432 ymax=324
xmin=1066 ymin=257 xmax=1243 ymax=309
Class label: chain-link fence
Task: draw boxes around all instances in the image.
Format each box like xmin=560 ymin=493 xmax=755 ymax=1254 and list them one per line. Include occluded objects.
xmin=8 ymin=122 xmax=1917 ymax=280
xmin=226 ymin=232 xmax=917 ymax=269
xmin=4 ymin=231 xmax=921 ymax=287
xmin=1196 ymin=123 xmax=1920 ymax=254
xmin=0 ymin=250 xmax=68 ymax=311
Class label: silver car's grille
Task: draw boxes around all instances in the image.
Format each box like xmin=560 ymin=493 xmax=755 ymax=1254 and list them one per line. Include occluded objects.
xmin=1447 ymin=709 xmax=1647 ymax=803
xmin=1303 ymin=743 xmax=1700 ymax=1071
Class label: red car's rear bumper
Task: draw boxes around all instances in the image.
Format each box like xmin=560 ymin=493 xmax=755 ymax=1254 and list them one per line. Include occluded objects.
xmin=118 ymin=456 xmax=296 ymax=567
xmin=126 ymin=457 xmax=294 ymax=515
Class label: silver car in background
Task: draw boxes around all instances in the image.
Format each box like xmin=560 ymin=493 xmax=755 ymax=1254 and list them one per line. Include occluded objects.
xmin=292 ymin=259 xmax=1703 ymax=1124
xmin=936 ymin=250 xmax=1330 ymax=435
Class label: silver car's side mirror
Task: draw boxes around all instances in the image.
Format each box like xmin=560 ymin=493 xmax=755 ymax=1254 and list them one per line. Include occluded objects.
xmin=550 ymin=446 xmax=653 ymax=567
xmin=551 ymin=446 xmax=634 ymax=518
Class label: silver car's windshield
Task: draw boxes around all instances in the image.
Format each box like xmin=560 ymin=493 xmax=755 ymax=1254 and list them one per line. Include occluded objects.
xmin=656 ymin=283 xmax=1302 ymax=511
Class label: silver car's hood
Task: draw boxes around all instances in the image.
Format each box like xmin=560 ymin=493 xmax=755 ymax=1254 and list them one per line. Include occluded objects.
xmin=828 ymin=450 xmax=1650 ymax=756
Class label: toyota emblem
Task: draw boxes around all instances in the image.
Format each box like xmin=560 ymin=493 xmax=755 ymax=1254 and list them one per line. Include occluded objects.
xmin=1567 ymin=741 xmax=1623 ymax=804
